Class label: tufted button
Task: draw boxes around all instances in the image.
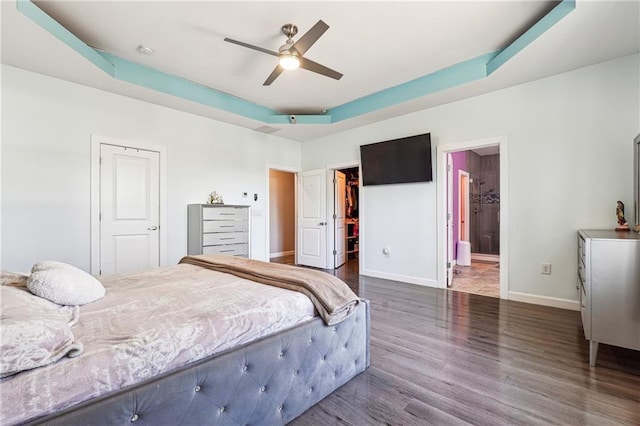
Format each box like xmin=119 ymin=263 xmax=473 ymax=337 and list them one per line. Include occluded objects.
xmin=278 ymin=405 xmax=283 ymax=411
xmin=195 ymin=385 xmax=201 ymax=392
xmin=242 ymin=365 xmax=248 ymax=372
xmin=220 ymin=406 xmax=225 ymax=413
xmin=260 ymin=386 xmax=266 ymax=392
xmin=293 ymin=370 xmax=298 ymax=376
xmin=130 ymin=414 xmax=139 ymax=422
xmin=321 ymin=355 xmax=326 ymax=361
xmin=308 ymin=387 xmax=313 ymax=393
xmin=332 ymin=372 xmax=336 ymax=377
xmin=279 ymin=351 xmax=284 ymax=357
xmin=333 ymin=327 xmax=337 ymax=332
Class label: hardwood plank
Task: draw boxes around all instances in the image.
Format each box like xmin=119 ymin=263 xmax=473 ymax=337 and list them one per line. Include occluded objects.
xmin=290 ymin=261 xmax=640 ymax=425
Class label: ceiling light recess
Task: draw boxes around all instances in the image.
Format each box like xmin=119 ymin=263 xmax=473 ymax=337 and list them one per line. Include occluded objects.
xmin=136 ymin=45 xmax=153 ymax=55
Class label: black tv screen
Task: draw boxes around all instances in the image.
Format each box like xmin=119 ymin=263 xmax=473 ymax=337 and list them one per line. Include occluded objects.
xmin=360 ymin=133 xmax=432 ymax=186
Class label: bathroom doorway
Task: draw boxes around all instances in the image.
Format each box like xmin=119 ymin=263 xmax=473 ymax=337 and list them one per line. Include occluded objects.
xmin=452 ymin=145 xmax=500 ymax=297
xmin=437 ymin=136 xmax=508 ymax=299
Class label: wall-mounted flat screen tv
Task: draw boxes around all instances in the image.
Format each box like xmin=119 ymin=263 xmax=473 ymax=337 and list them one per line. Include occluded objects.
xmin=360 ymin=133 xmax=432 ymax=186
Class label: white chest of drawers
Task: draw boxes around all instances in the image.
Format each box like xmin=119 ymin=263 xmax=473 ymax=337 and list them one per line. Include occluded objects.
xmin=188 ymin=204 xmax=251 ymax=257
xmin=577 ymin=230 xmax=640 ymax=366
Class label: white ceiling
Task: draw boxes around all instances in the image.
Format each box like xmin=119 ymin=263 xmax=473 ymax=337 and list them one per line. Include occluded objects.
xmin=2 ymin=1 xmax=639 ymax=142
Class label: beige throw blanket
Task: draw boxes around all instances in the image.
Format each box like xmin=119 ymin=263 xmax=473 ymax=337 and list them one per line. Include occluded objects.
xmin=180 ymin=255 xmax=359 ymax=325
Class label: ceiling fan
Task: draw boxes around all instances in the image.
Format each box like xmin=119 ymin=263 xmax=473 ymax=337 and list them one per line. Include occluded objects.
xmin=224 ymin=20 xmax=343 ymax=86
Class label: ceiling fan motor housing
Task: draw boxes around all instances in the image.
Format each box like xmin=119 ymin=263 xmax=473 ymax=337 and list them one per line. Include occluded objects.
xmin=281 ymin=24 xmax=298 ymax=39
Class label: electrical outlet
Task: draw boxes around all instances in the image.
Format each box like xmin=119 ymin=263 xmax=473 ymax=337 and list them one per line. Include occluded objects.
xmin=541 ymin=263 xmax=552 ymax=275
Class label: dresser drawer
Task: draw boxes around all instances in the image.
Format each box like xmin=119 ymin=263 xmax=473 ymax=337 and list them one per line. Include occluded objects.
xmin=203 ymin=232 xmax=249 ymax=246
xmin=202 ymin=206 xmax=249 ymax=220
xmin=579 ymin=278 xmax=590 ymax=339
xmin=577 ymin=262 xmax=586 ymax=287
xmin=202 ymin=220 xmax=249 ymax=233
xmin=202 ymin=243 xmax=249 ymax=256
xmin=578 ymin=235 xmax=586 ymax=266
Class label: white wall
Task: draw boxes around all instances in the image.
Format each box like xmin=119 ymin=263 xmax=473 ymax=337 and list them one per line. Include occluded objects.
xmin=1 ymin=65 xmax=301 ymax=272
xmin=303 ymin=54 xmax=640 ymax=302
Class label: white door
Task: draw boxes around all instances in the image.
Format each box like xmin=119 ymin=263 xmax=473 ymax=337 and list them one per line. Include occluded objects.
xmin=100 ymin=144 xmax=160 ymax=275
xmin=446 ymin=153 xmax=454 ymax=287
xmin=297 ymin=169 xmax=327 ymax=268
xmin=334 ymin=171 xmax=346 ymax=268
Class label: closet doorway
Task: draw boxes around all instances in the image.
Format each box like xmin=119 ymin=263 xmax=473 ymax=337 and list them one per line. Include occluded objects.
xmin=333 ymin=167 xmax=360 ymax=269
xmin=268 ymin=169 xmax=296 ymax=265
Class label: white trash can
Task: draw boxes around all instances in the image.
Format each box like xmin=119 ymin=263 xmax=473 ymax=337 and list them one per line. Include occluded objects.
xmin=457 ymin=241 xmax=471 ymax=266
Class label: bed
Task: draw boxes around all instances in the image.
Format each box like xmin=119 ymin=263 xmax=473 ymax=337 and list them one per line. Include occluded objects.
xmin=1 ymin=255 xmax=370 ymax=425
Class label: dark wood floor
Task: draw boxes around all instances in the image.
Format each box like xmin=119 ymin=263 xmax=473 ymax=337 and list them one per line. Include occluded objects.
xmin=283 ymin=258 xmax=640 ymax=425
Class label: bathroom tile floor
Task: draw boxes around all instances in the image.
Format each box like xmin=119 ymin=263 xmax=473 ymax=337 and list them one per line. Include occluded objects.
xmin=451 ymin=260 xmax=500 ymax=298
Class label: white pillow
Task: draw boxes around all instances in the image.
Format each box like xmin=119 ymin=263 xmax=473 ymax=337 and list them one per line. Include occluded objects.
xmin=27 ymin=261 xmax=105 ymax=306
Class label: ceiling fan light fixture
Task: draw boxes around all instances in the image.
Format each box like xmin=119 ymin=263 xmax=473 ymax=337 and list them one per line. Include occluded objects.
xmin=279 ymin=52 xmax=300 ymax=70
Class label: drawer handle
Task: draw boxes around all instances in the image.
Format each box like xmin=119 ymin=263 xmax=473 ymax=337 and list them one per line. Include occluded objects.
xmin=220 ymin=237 xmax=235 ymax=240
xmin=220 ymin=225 xmax=235 ymax=228
xmin=147 ymin=226 xmax=158 ymax=231
xmin=220 ymin=249 xmax=235 ymax=253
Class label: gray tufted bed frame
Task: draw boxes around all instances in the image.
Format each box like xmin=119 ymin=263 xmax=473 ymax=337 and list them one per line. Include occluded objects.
xmin=25 ymin=299 xmax=370 ymax=425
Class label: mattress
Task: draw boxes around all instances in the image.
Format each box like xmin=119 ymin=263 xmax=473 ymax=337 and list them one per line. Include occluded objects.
xmin=1 ymin=264 xmax=316 ymax=424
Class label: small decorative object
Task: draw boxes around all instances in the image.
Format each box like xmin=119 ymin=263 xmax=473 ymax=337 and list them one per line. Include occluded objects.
xmin=615 ymin=200 xmax=630 ymax=231
xmin=208 ymin=191 xmax=224 ymax=204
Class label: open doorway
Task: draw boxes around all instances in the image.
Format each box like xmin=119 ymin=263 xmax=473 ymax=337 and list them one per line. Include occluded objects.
xmin=451 ymin=146 xmax=500 ymax=297
xmin=338 ymin=167 xmax=359 ymax=268
xmin=325 ymin=164 xmax=361 ymax=272
xmin=437 ymin=136 xmax=508 ymax=299
xmin=268 ymin=169 xmax=296 ymax=265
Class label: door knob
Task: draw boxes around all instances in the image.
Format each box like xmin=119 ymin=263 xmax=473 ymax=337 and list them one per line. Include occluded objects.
xmin=318 ymin=222 xmax=327 ymax=226
xmin=147 ymin=226 xmax=158 ymax=230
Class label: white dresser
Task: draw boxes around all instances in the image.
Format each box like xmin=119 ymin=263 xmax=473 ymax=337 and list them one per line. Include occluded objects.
xmin=188 ymin=204 xmax=250 ymax=257
xmin=577 ymin=230 xmax=640 ymax=366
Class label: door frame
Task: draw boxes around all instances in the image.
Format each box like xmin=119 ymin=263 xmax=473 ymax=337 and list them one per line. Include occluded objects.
xmin=90 ymin=135 xmax=167 ymax=275
xmin=458 ymin=170 xmax=470 ymax=242
xmin=265 ymin=165 xmax=300 ymax=263
xmin=326 ymin=161 xmax=361 ymax=270
xmin=436 ymin=135 xmax=509 ymax=299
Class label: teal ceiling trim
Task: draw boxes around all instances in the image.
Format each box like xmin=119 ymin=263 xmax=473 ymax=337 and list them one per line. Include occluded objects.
xmin=328 ymin=51 xmax=499 ymax=123
xmin=17 ymin=0 xmax=575 ymax=127
xmin=16 ymin=0 xmax=114 ymax=76
xmin=267 ymin=114 xmax=332 ymax=125
xmin=99 ymin=52 xmax=277 ymax=122
xmin=486 ymin=0 xmax=576 ymax=76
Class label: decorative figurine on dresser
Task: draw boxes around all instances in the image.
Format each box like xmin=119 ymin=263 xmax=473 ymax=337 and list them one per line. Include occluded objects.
xmin=615 ymin=201 xmax=630 ymax=231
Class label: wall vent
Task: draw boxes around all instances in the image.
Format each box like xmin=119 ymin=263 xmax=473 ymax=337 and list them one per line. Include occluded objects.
xmin=253 ymin=125 xmax=279 ymax=134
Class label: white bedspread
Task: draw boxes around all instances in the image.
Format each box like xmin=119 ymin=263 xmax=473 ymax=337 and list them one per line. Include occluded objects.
xmin=0 ymin=263 xmax=315 ymax=424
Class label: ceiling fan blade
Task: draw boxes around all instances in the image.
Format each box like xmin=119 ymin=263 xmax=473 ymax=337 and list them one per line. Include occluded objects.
xmin=223 ymin=37 xmax=279 ymax=57
xmin=291 ymin=20 xmax=329 ymax=56
xmin=263 ymin=65 xmax=285 ymax=86
xmin=299 ymin=57 xmax=343 ymax=81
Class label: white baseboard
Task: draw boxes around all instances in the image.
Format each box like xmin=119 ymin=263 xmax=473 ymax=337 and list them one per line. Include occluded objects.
xmin=471 ymin=254 xmax=500 ymax=262
xmin=508 ymin=291 xmax=579 ymax=311
xmin=269 ymin=250 xmax=294 ymax=258
xmin=361 ymin=268 xmax=439 ymax=288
